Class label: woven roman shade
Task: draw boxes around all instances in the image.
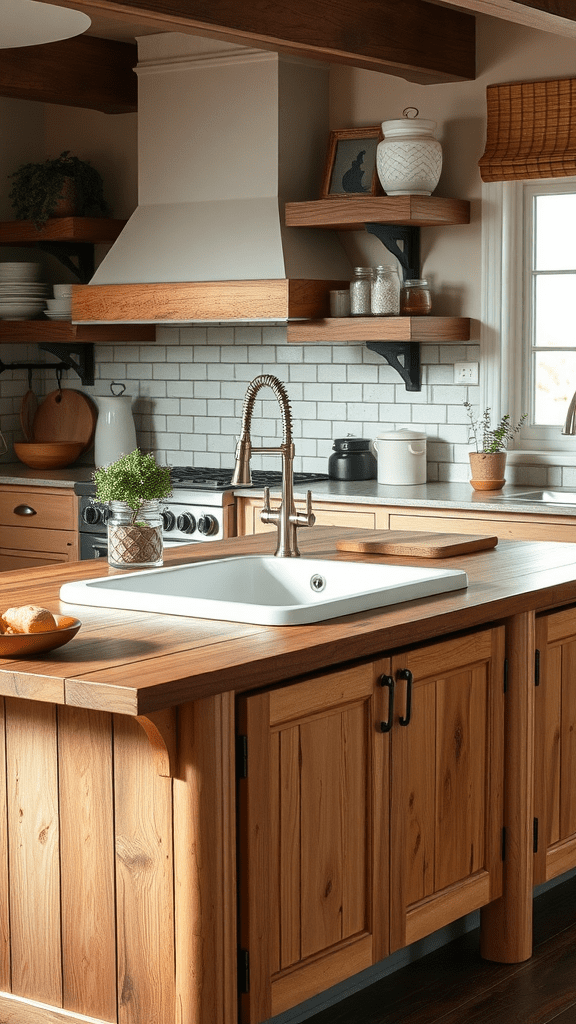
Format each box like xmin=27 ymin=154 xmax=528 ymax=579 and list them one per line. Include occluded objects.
xmin=479 ymin=78 xmax=576 ymax=182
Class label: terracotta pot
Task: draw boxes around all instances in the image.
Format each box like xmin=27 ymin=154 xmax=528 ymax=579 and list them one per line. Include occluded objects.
xmin=51 ymin=177 xmax=78 ymax=218
xmin=469 ymin=452 xmax=507 ymax=491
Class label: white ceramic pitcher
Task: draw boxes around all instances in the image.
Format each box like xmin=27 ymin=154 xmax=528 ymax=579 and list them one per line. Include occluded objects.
xmin=94 ymin=383 xmax=137 ymax=468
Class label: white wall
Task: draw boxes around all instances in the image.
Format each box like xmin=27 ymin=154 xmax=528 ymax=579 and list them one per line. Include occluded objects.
xmin=2 ymin=16 xmax=576 ymax=485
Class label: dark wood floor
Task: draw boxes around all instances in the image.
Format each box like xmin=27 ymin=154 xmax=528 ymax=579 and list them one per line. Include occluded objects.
xmin=307 ymin=876 xmax=576 ymax=1024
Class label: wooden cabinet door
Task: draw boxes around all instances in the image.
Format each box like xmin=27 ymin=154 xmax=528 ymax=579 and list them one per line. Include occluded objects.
xmin=237 ymin=660 xmax=390 ymax=1024
xmin=534 ymin=608 xmax=576 ymax=883
xmin=388 ymin=627 xmax=505 ymax=952
xmin=235 ymin=496 xmax=385 ymax=536
xmin=0 ymin=486 xmax=79 ymax=569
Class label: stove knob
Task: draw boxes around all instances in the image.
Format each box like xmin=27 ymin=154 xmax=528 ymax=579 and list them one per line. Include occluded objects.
xmin=177 ymin=512 xmax=196 ymax=534
xmin=82 ymin=505 xmax=102 ymax=525
xmin=198 ymin=514 xmax=218 ymax=536
xmin=162 ymin=509 xmax=176 ymax=531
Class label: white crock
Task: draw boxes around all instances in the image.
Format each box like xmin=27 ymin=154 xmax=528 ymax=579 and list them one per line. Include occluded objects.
xmin=371 ymin=428 xmax=427 ymax=486
xmin=94 ymin=394 xmax=137 ymax=468
xmin=376 ymin=116 xmax=442 ymax=196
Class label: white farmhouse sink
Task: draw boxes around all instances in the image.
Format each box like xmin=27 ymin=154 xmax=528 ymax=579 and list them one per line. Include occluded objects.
xmin=60 ymin=555 xmax=467 ymax=626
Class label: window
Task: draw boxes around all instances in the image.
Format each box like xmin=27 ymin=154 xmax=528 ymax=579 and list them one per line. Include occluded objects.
xmin=483 ymin=177 xmax=576 ymax=453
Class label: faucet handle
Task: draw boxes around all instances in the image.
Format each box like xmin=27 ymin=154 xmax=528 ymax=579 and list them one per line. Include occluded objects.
xmin=293 ymin=490 xmax=316 ymax=528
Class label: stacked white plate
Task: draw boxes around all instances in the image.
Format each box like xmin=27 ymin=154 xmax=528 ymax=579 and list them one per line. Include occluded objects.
xmin=0 ymin=262 xmax=49 ymax=320
xmin=45 ymin=283 xmax=73 ymax=321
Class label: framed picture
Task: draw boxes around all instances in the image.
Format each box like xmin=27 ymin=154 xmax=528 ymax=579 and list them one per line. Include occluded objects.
xmin=321 ymin=126 xmax=383 ymax=198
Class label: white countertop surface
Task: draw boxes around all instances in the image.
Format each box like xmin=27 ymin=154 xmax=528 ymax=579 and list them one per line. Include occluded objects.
xmin=238 ymin=478 xmax=576 ymax=516
xmin=2 ymin=463 xmax=576 ymax=517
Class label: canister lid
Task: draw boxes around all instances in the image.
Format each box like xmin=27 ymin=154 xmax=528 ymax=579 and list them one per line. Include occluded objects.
xmin=332 ymin=436 xmax=371 ymax=451
xmin=375 ymin=428 xmax=426 ymax=441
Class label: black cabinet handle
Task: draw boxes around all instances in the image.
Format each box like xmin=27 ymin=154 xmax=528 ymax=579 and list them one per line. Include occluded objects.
xmin=14 ymin=504 xmax=36 ymax=517
xmin=379 ymin=674 xmax=395 ymax=732
xmin=397 ymin=668 xmax=413 ymax=726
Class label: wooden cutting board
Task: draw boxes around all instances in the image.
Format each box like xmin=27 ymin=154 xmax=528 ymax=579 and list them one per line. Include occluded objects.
xmin=33 ymin=389 xmax=97 ymax=451
xmin=336 ymin=530 xmax=498 ymax=558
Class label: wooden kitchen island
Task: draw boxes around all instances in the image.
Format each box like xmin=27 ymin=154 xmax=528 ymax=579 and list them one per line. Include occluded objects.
xmin=1 ymin=526 xmax=576 ymax=1024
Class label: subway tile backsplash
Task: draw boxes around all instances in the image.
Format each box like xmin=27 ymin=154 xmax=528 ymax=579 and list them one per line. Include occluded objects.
xmin=0 ymin=326 xmax=568 ymax=485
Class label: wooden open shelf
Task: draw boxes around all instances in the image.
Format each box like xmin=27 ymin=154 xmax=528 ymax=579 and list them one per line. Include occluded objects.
xmin=284 ymin=196 xmax=470 ymax=231
xmin=0 ymin=218 xmax=155 ymax=345
xmin=287 ymin=316 xmax=470 ymax=343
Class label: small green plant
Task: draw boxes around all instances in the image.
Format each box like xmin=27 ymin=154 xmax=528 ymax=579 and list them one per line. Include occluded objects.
xmin=8 ymin=150 xmax=109 ymax=228
xmin=93 ymin=449 xmax=172 ymax=525
xmin=464 ymin=402 xmax=527 ymax=453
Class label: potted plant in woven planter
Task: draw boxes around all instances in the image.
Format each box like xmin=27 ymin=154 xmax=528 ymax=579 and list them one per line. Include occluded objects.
xmin=464 ymin=402 xmax=526 ymax=491
xmin=93 ymin=449 xmax=172 ymax=569
xmin=8 ymin=150 xmax=109 ymax=229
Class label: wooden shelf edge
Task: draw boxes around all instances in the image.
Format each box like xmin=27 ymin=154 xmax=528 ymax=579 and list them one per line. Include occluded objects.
xmin=285 ymin=196 xmax=471 ymax=230
xmin=0 ymin=321 xmax=156 ymax=343
xmin=0 ymin=217 xmax=127 ymax=244
xmin=286 ymin=316 xmax=471 ymax=343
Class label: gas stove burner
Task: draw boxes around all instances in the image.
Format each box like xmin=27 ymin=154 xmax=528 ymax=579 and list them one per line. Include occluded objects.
xmin=169 ymin=466 xmax=329 ymax=490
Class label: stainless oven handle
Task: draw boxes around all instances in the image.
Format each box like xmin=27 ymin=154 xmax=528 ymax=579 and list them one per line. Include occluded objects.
xmin=89 ymin=537 xmax=108 ymax=558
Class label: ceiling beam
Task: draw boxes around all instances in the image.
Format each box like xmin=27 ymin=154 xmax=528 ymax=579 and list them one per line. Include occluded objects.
xmin=0 ymin=34 xmax=137 ymax=112
xmin=429 ymin=0 xmax=576 ymax=38
xmin=36 ymin=0 xmax=476 ymax=83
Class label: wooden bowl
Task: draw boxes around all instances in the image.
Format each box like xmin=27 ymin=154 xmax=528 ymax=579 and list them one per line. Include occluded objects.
xmin=0 ymin=616 xmax=81 ymax=658
xmin=13 ymin=441 xmax=84 ymax=469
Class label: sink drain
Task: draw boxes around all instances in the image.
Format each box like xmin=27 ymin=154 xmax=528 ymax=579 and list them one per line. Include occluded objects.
xmin=310 ymin=573 xmax=326 ymax=593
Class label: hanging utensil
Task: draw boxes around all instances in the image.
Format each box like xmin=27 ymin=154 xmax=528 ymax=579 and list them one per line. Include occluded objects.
xmin=20 ymin=368 xmax=38 ymax=441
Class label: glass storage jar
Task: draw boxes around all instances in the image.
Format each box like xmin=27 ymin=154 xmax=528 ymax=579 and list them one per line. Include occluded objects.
xmin=371 ymin=265 xmax=400 ymax=315
xmin=107 ymin=499 xmax=163 ymax=569
xmin=349 ymin=267 xmax=373 ymax=315
xmin=400 ymin=278 xmax=432 ymax=315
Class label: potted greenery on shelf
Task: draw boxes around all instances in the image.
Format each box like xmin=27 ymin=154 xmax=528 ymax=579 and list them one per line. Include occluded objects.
xmin=464 ymin=402 xmax=526 ymax=491
xmin=93 ymin=449 xmax=172 ymax=569
xmin=8 ymin=150 xmax=109 ymax=229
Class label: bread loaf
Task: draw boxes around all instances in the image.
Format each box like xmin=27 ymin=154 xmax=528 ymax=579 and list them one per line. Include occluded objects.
xmin=2 ymin=605 xmax=58 ymax=634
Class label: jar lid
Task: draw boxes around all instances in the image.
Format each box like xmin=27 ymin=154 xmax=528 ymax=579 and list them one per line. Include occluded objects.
xmin=380 ymin=118 xmax=437 ymax=134
xmin=332 ymin=436 xmax=371 ymax=451
xmin=403 ymin=279 xmax=428 ymax=287
xmin=353 ymin=267 xmax=373 ymax=275
xmin=375 ymin=428 xmax=426 ymax=441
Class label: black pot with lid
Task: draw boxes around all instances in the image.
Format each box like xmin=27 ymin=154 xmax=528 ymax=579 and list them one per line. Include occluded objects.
xmin=328 ymin=436 xmax=377 ymax=481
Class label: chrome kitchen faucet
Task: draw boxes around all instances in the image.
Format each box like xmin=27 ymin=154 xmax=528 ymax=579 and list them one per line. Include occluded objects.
xmin=231 ymin=375 xmax=315 ymax=556
xmin=562 ymin=391 xmax=576 ymax=435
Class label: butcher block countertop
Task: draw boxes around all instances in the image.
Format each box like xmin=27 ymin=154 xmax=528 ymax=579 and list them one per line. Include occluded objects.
xmin=2 ymin=526 xmax=576 ymax=716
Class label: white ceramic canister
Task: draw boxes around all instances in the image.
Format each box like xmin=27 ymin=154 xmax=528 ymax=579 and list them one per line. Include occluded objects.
xmin=371 ymin=428 xmax=427 ymax=486
xmin=376 ymin=110 xmax=442 ymax=196
xmin=94 ymin=383 xmax=137 ymax=468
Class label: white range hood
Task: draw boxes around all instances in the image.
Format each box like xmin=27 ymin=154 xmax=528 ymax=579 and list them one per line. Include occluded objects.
xmin=73 ymin=34 xmax=351 ymax=324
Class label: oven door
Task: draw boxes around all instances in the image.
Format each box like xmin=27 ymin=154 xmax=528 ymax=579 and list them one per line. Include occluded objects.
xmin=80 ymin=533 xmax=108 ymax=560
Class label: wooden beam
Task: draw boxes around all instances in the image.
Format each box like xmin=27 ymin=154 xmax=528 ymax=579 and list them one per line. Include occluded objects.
xmin=0 ymin=34 xmax=137 ymax=112
xmin=424 ymin=0 xmax=576 ymax=38
xmin=37 ymin=0 xmax=476 ymax=83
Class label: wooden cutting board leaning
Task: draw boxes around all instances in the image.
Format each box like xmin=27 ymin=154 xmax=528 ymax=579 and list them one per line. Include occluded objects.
xmin=32 ymin=389 xmax=97 ymax=451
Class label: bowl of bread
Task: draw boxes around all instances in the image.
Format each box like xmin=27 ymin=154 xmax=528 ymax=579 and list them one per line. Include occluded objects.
xmin=0 ymin=605 xmax=81 ymax=657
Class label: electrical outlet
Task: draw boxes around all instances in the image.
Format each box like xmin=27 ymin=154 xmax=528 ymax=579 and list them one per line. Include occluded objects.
xmin=454 ymin=362 xmax=479 ymax=384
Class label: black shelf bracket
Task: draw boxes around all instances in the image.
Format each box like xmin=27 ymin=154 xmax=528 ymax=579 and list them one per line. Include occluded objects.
xmin=36 ymin=241 xmax=94 ymax=283
xmin=37 ymin=342 xmax=95 ymax=386
xmin=366 ymin=340 xmax=421 ymax=392
xmin=365 ymin=223 xmax=420 ymax=281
